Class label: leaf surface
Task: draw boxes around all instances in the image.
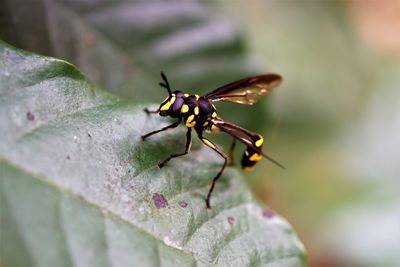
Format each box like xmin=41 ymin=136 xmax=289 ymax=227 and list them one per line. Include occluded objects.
xmin=0 ymin=41 xmax=306 ymax=267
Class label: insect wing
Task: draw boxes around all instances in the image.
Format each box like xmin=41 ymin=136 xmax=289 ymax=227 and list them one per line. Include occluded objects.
xmin=204 ymin=74 xmax=282 ymax=105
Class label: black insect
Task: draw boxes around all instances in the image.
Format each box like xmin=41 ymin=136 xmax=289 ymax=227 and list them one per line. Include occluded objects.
xmin=142 ymin=72 xmax=284 ymax=208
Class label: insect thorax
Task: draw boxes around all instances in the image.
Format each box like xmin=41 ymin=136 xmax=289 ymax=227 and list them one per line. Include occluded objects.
xmin=159 ymin=91 xmax=217 ymax=129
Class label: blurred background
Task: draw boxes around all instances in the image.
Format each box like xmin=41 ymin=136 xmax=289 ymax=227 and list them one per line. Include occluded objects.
xmin=1 ymin=0 xmax=399 ymax=266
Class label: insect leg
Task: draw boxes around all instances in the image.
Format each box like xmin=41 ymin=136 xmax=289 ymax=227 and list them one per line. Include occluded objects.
xmin=141 ymin=118 xmax=181 ymax=140
xmin=228 ymin=138 xmax=236 ymax=166
xmin=158 ymin=128 xmax=192 ymax=168
xmin=197 ymin=131 xmax=228 ymax=209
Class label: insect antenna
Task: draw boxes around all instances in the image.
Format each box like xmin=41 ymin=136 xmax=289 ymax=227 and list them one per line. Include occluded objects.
xmin=159 ymin=71 xmax=172 ymax=96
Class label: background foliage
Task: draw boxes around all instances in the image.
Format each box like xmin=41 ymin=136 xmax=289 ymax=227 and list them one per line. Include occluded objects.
xmin=219 ymin=1 xmax=400 ymax=267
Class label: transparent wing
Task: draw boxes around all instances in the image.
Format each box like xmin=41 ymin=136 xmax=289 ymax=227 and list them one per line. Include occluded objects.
xmin=203 ymin=74 xmax=282 ymax=105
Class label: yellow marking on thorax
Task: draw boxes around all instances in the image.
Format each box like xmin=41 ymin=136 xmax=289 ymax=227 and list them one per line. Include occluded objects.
xmin=205 ymin=124 xmax=219 ymax=133
xmin=195 ymin=94 xmax=199 ymax=100
xmin=160 ymin=96 xmax=176 ymax=111
xmin=203 ymin=121 xmax=209 ymax=127
xmin=184 ymin=93 xmax=189 ymax=97
xmin=186 ymin=121 xmax=196 ymax=127
xmin=202 ymin=138 xmax=215 ymax=149
xmin=211 ymin=111 xmax=217 ymax=118
xmin=211 ymin=125 xmax=219 ymax=132
xmin=194 ymin=106 xmax=199 ymax=115
xmin=255 ymin=135 xmax=264 ymax=147
xmin=185 ymin=114 xmax=196 ymax=127
xmin=181 ymin=104 xmax=189 ymax=113
xmin=249 ymin=153 xmax=262 ymax=162
xmin=187 ymin=114 xmax=194 ymax=123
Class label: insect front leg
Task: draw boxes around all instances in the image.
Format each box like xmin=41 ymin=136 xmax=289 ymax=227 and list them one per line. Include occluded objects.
xmin=197 ymin=130 xmax=228 ymax=209
xmin=158 ymin=128 xmax=192 ymax=168
xmin=141 ymin=118 xmax=181 ymax=140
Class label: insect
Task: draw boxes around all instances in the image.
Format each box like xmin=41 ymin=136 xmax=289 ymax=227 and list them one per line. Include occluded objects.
xmin=142 ymin=72 xmax=284 ymax=208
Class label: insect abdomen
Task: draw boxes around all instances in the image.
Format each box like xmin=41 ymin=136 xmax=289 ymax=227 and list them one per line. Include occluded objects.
xmin=241 ymin=135 xmax=263 ymax=171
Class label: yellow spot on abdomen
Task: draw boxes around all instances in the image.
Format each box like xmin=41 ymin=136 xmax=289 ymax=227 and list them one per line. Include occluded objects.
xmin=249 ymin=153 xmax=261 ymax=162
xmin=211 ymin=112 xmax=217 ymax=118
xmin=184 ymin=93 xmax=189 ymax=97
xmin=181 ymin=104 xmax=189 ymax=113
xmin=255 ymin=136 xmax=263 ymax=147
xmin=194 ymin=106 xmax=199 ymax=115
xmin=160 ymin=96 xmax=176 ymax=111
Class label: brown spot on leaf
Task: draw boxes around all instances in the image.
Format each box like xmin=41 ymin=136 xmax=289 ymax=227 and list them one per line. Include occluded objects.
xmin=262 ymin=209 xmax=274 ymax=219
xmin=178 ymin=201 xmax=188 ymax=208
xmin=152 ymin=193 xmax=168 ymax=209
xmin=26 ymin=112 xmax=35 ymax=121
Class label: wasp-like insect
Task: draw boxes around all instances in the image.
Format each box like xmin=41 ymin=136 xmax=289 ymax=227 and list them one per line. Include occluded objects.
xmin=142 ymin=72 xmax=284 ymax=208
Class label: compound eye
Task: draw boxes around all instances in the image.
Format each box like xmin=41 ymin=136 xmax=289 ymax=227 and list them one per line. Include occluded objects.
xmin=171 ymin=97 xmax=184 ymax=112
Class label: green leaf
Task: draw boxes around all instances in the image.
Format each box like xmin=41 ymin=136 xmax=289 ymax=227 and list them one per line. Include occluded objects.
xmin=0 ymin=41 xmax=306 ymax=266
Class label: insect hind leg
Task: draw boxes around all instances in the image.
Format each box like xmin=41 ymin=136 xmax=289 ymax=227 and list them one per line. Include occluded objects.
xmin=197 ymin=131 xmax=228 ymax=209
